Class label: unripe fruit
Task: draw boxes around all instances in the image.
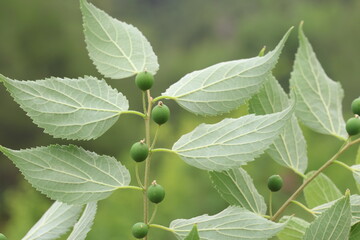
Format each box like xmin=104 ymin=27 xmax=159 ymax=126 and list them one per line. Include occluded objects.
xmin=130 ymin=140 xmax=149 ymax=162
xmin=346 ymin=117 xmax=360 ymax=136
xmin=135 ymin=71 xmax=154 ymax=91
xmin=0 ymin=234 xmax=7 ymax=240
xmin=132 ymin=222 xmax=148 ymax=239
xmin=351 ymin=98 xmax=360 ymax=115
xmin=151 ymin=102 xmax=170 ymax=125
xmin=267 ymin=175 xmax=283 ymax=192
xmin=147 ymin=181 xmax=165 ymax=204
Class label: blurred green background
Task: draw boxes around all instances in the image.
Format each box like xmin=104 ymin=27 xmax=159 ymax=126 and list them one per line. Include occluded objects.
xmin=0 ymin=0 xmax=359 ymax=239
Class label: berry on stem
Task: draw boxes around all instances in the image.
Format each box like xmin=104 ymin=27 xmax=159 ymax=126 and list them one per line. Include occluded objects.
xmin=351 ymin=98 xmax=360 ymax=115
xmin=130 ymin=140 xmax=149 ymax=162
xmin=151 ymin=101 xmax=170 ymax=125
xmin=267 ymin=175 xmax=283 ymax=192
xmin=135 ymin=71 xmax=154 ymax=91
xmin=346 ymin=117 xmax=360 ymax=136
xmin=132 ymin=222 xmax=148 ymax=239
xmin=147 ymin=180 xmax=165 ymax=204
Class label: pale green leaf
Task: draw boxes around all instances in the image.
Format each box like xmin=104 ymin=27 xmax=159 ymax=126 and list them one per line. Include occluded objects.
xmin=277 ymin=216 xmax=309 ymax=240
xmin=303 ymin=171 xmax=342 ymax=208
xmin=312 ymin=194 xmax=360 ymax=225
xmin=67 ymin=202 xmax=97 ymax=240
xmin=304 ymin=193 xmax=351 ymax=240
xmin=173 ymin=104 xmax=294 ymax=171
xmin=170 ymin=206 xmax=287 ymax=240
xmin=0 ymin=75 xmax=129 ymax=140
xmin=80 ymin=0 xmax=159 ymax=79
xmin=0 ymin=145 xmax=130 ymax=204
xmin=209 ymin=167 xmax=267 ymax=214
xmin=350 ymin=222 xmax=360 ymax=240
xmin=22 ymin=201 xmax=83 ymax=240
xmin=162 ymin=28 xmax=292 ymax=116
xmin=289 ymin=23 xmax=347 ymax=140
xmin=249 ymin=75 xmax=308 ymax=174
xmin=184 ymin=225 xmax=200 ymax=240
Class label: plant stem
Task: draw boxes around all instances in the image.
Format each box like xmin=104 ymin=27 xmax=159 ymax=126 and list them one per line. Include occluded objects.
xmin=121 ymin=110 xmax=146 ymax=118
xmin=151 ymin=148 xmax=176 ymax=154
xmin=149 ymin=224 xmax=175 ymax=233
xmin=291 ymin=200 xmax=316 ymax=216
xmin=269 ymin=192 xmax=273 ymax=217
xmin=135 ymin=164 xmax=144 ymax=188
xmin=148 ymin=205 xmax=158 ymax=224
xmin=152 ymin=95 xmax=176 ymax=103
xmin=118 ymin=186 xmax=144 ymax=191
xmin=271 ymin=137 xmax=360 ymax=221
xmin=333 ymin=160 xmax=354 ymax=172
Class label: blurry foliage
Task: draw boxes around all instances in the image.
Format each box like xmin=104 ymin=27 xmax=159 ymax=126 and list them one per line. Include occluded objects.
xmin=0 ymin=0 xmax=359 ymax=239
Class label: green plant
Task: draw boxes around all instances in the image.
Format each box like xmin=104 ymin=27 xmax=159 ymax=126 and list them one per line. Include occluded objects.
xmin=151 ymin=102 xmax=170 ymax=125
xmin=0 ymin=1 xmax=359 ymax=240
xmin=135 ymin=72 xmax=154 ymax=91
xmin=132 ymin=222 xmax=149 ymax=239
xmin=147 ymin=181 xmax=165 ymax=204
xmin=346 ymin=117 xmax=360 ymax=136
xmin=130 ymin=140 xmax=149 ymax=162
xmin=0 ymin=233 xmax=7 ymax=240
xmin=268 ymin=175 xmax=283 ymax=192
xmin=352 ymin=98 xmax=360 ymax=115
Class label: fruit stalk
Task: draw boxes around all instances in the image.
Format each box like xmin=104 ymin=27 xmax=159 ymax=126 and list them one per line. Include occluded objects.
xmin=271 ymin=137 xmax=360 ymax=221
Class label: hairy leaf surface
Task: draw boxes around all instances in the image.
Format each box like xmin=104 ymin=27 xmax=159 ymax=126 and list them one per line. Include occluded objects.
xmin=173 ymin=104 xmax=294 ymax=171
xmin=68 ymin=202 xmax=97 ymax=240
xmin=303 ymin=172 xmax=342 ymax=208
xmin=22 ymin=201 xmax=82 ymax=240
xmin=162 ymin=28 xmax=292 ymax=116
xmin=289 ymin=23 xmax=347 ymax=140
xmin=304 ymin=193 xmax=351 ymax=240
xmin=170 ymin=206 xmax=287 ymax=240
xmin=277 ymin=216 xmax=309 ymax=240
xmin=80 ymin=0 xmax=159 ymax=79
xmin=0 ymin=75 xmax=128 ymax=140
xmin=209 ymin=167 xmax=266 ymax=214
xmin=312 ymin=194 xmax=360 ymax=226
xmin=249 ymin=75 xmax=308 ymax=174
xmin=0 ymin=145 xmax=131 ymax=204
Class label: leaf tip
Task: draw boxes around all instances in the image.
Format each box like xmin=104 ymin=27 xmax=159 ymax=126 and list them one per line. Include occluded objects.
xmin=258 ymin=46 xmax=267 ymax=57
xmin=345 ymin=189 xmax=351 ymax=197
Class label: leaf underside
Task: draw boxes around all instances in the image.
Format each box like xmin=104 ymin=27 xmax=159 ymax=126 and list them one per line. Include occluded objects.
xmin=67 ymin=202 xmax=97 ymax=240
xmin=277 ymin=216 xmax=309 ymax=240
xmin=0 ymin=145 xmax=131 ymax=205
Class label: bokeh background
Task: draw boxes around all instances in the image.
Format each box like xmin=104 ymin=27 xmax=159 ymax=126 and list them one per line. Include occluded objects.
xmin=0 ymin=0 xmax=359 ymax=239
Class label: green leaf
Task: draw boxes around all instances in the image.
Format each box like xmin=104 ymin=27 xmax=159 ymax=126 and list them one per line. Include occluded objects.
xmin=0 ymin=145 xmax=131 ymax=204
xmin=162 ymin=28 xmax=292 ymax=116
xmin=0 ymin=75 xmax=129 ymax=140
xmin=303 ymin=192 xmax=351 ymax=240
xmin=249 ymin=75 xmax=308 ymax=174
xmin=184 ymin=224 xmax=200 ymax=240
xmin=68 ymin=202 xmax=97 ymax=240
xmin=289 ymin=23 xmax=347 ymax=140
xmin=173 ymin=103 xmax=294 ymax=171
xmin=170 ymin=206 xmax=287 ymax=240
xmin=22 ymin=201 xmax=83 ymax=240
xmin=209 ymin=167 xmax=267 ymax=215
xmin=350 ymin=222 xmax=360 ymax=240
xmin=80 ymin=0 xmax=159 ymax=79
xmin=277 ymin=216 xmax=309 ymax=240
xmin=312 ymin=194 xmax=360 ymax=226
xmin=303 ymin=172 xmax=342 ymax=208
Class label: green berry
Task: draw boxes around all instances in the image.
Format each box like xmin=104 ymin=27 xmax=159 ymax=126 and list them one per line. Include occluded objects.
xmin=346 ymin=117 xmax=360 ymax=136
xmin=351 ymin=98 xmax=360 ymax=115
xmin=130 ymin=140 xmax=149 ymax=162
xmin=151 ymin=102 xmax=170 ymax=125
xmin=135 ymin=71 xmax=154 ymax=91
xmin=267 ymin=175 xmax=283 ymax=192
xmin=132 ymin=222 xmax=148 ymax=239
xmin=147 ymin=181 xmax=165 ymax=204
xmin=0 ymin=234 xmax=7 ymax=240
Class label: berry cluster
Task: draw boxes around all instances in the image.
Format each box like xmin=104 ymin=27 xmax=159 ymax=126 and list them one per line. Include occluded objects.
xmin=346 ymin=98 xmax=360 ymax=136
